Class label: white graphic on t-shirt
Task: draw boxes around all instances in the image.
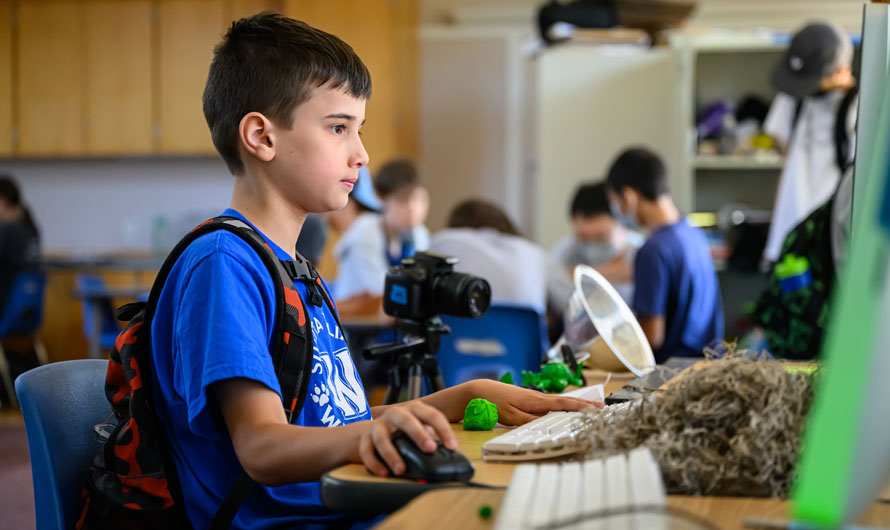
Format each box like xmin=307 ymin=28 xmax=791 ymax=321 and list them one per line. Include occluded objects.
xmin=311 ymin=349 xmax=368 ymax=425
xmin=308 ymin=309 xmax=368 ymax=427
xmin=310 ymin=384 xmax=330 ymax=407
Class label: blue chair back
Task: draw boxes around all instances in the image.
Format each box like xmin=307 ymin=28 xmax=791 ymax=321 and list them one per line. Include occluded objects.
xmin=15 ymin=359 xmax=110 ymax=530
xmin=438 ymin=303 xmax=549 ymax=387
xmin=75 ymin=275 xmax=120 ymax=349
xmin=0 ymin=270 xmax=46 ymax=338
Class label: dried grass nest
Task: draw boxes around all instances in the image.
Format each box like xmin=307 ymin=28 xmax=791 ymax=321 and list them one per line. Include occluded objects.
xmin=581 ymin=350 xmax=816 ymax=497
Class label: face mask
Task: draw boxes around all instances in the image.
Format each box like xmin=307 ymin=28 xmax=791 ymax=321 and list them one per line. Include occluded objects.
xmin=609 ymin=199 xmax=639 ymax=230
xmin=576 ymin=240 xmax=619 ymax=267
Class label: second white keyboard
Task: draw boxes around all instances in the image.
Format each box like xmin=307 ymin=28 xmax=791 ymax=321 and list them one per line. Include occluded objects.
xmin=494 ymin=448 xmax=666 ymax=530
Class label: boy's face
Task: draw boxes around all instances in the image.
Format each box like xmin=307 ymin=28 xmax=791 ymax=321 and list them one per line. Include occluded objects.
xmin=264 ymin=84 xmax=369 ymax=215
xmin=382 ymin=186 xmax=429 ymax=234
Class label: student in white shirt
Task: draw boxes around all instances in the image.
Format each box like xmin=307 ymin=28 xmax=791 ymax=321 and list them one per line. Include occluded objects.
xmin=430 ymin=199 xmax=559 ymax=315
xmin=763 ymin=21 xmax=857 ymax=262
xmin=330 ymin=159 xmax=430 ymax=308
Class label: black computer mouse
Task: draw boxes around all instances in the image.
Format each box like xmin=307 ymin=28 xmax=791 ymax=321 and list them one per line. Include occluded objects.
xmin=379 ymin=432 xmax=475 ymax=483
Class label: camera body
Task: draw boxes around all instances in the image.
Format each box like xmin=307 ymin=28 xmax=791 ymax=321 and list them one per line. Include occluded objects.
xmin=383 ymin=252 xmax=491 ymax=322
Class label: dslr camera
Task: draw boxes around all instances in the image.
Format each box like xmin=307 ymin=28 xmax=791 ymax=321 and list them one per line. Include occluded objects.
xmin=383 ymin=252 xmax=491 ymax=322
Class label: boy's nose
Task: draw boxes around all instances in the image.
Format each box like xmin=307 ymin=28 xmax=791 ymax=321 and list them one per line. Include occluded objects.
xmin=352 ymin=137 xmax=370 ymax=169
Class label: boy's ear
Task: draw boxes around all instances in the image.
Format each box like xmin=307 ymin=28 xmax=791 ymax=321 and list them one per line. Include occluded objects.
xmin=238 ymin=112 xmax=276 ymax=163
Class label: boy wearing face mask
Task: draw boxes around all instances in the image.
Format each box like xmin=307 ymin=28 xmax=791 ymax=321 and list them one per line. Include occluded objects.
xmin=606 ymin=148 xmax=724 ymax=362
xmin=550 ymin=182 xmax=644 ymax=303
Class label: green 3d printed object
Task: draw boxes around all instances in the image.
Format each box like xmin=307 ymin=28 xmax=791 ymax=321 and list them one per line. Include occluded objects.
xmin=463 ymin=398 xmax=498 ymax=430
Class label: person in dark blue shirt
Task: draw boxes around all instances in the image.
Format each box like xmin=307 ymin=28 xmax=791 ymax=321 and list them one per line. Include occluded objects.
xmin=605 ymin=148 xmax=724 ymax=362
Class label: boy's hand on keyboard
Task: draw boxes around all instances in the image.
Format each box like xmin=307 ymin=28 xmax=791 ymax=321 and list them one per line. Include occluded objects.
xmin=475 ymin=380 xmax=603 ymax=426
xmin=359 ymin=401 xmax=456 ymax=477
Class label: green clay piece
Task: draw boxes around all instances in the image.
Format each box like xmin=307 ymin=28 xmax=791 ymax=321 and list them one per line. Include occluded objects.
xmin=521 ymin=362 xmax=581 ymax=393
xmin=775 ymin=254 xmax=810 ymax=280
xmin=500 ymin=371 xmax=514 ymax=385
xmin=463 ymin=398 xmax=498 ymax=430
xmin=479 ymin=505 xmax=493 ymax=519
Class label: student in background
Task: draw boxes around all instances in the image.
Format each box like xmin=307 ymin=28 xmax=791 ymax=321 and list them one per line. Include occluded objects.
xmin=332 ymin=158 xmax=430 ymax=305
xmin=430 ymin=198 xmax=558 ymax=315
xmin=606 ymin=148 xmax=724 ymax=362
xmin=326 ymin=166 xmax=387 ymax=315
xmin=550 ymin=182 xmax=644 ymax=303
xmin=762 ymin=21 xmax=857 ymax=262
xmin=0 ymin=175 xmax=40 ymax=312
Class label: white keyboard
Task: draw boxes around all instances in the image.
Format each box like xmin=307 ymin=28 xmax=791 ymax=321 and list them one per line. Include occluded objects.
xmin=494 ymin=448 xmax=666 ymax=530
xmin=482 ymin=402 xmax=632 ymax=461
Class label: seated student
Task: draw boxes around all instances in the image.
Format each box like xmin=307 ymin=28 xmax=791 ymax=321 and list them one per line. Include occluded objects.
xmin=605 ymin=147 xmax=724 ymax=362
xmin=430 ymin=198 xmax=557 ymax=315
xmin=0 ymin=175 xmax=40 ymax=312
xmin=332 ymin=158 xmax=430 ymax=305
xmin=550 ymin=182 xmax=643 ymax=304
xmin=144 ymin=14 xmax=595 ymax=529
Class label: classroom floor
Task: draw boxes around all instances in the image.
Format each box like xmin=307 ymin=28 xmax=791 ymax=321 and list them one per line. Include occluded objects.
xmin=0 ymin=408 xmax=35 ymax=529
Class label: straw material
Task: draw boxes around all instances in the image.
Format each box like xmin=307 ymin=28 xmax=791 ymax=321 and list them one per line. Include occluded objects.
xmin=581 ymin=354 xmax=815 ymax=497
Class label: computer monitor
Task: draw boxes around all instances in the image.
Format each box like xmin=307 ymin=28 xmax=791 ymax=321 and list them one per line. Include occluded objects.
xmin=791 ymin=3 xmax=890 ymax=526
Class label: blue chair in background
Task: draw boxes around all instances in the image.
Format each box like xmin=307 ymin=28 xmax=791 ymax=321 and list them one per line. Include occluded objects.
xmin=15 ymin=359 xmax=110 ymax=530
xmin=76 ymin=275 xmax=120 ymax=358
xmin=438 ymin=303 xmax=549 ymax=387
xmin=0 ymin=270 xmax=49 ymax=407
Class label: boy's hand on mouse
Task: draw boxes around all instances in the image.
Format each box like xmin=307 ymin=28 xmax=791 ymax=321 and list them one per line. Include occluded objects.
xmin=359 ymin=401 xmax=456 ymax=478
xmin=473 ymin=379 xmax=603 ymax=426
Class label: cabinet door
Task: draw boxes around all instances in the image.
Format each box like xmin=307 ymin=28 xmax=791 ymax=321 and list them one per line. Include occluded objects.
xmin=157 ymin=0 xmax=225 ymax=154
xmin=0 ymin=2 xmax=12 ymax=156
xmin=85 ymin=1 xmax=153 ymax=155
xmin=18 ymin=1 xmax=85 ymax=156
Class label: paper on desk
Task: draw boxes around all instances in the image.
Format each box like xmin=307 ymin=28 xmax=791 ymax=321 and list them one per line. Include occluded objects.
xmin=563 ymin=384 xmax=605 ymax=403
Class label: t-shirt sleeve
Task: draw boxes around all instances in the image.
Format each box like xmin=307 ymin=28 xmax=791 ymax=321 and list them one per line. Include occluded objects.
xmin=172 ymin=247 xmax=280 ymax=439
xmin=632 ymin=245 xmax=668 ymax=318
xmin=764 ymin=92 xmax=796 ymax=145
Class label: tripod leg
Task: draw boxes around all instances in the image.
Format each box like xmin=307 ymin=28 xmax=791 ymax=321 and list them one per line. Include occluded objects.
xmin=383 ymin=359 xmax=403 ymax=405
xmin=423 ymin=355 xmax=447 ymax=393
xmin=407 ymin=363 xmax=423 ymax=401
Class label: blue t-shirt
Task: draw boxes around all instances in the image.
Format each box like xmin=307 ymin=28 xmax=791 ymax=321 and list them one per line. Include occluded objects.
xmin=150 ymin=209 xmax=373 ymax=529
xmin=632 ymin=219 xmax=724 ymax=363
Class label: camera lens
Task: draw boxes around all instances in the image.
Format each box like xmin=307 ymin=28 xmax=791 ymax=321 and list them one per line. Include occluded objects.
xmin=433 ymin=273 xmax=491 ymax=318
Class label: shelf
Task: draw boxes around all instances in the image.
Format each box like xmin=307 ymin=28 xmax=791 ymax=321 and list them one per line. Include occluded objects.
xmin=693 ymin=155 xmax=784 ymax=170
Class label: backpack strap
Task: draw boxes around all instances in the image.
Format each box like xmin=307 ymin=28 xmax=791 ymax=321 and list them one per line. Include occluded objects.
xmin=145 ymin=216 xmax=317 ymax=530
xmin=834 ymin=86 xmax=859 ymax=173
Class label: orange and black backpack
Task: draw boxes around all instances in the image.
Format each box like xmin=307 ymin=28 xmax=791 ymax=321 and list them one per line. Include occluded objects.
xmin=76 ymin=216 xmax=339 ymax=530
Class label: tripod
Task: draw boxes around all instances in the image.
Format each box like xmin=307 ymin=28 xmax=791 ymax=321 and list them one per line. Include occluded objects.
xmin=363 ymin=318 xmax=449 ymax=404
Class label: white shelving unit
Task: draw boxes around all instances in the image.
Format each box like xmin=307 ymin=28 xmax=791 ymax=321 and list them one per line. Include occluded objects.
xmin=670 ymin=30 xmax=789 ymax=214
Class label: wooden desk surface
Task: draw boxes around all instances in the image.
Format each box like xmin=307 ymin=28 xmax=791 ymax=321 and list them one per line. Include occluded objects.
xmin=364 ymin=366 xmax=890 ymax=529
xmin=326 ymin=369 xmax=635 ymax=488
xmin=376 ymin=489 xmax=890 ymax=530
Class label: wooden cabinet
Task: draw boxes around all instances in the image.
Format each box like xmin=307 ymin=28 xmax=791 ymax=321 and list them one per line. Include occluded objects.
xmin=0 ymin=2 xmax=11 ymax=155
xmin=17 ymin=1 xmax=85 ymax=156
xmin=84 ymin=1 xmax=153 ymax=155
xmin=3 ymin=0 xmax=417 ymax=159
xmin=157 ymin=0 xmax=225 ymax=154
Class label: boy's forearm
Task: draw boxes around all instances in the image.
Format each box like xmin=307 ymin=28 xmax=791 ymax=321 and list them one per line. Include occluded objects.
xmin=415 ymin=380 xmax=483 ymax=422
xmin=234 ymin=420 xmax=370 ymax=486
